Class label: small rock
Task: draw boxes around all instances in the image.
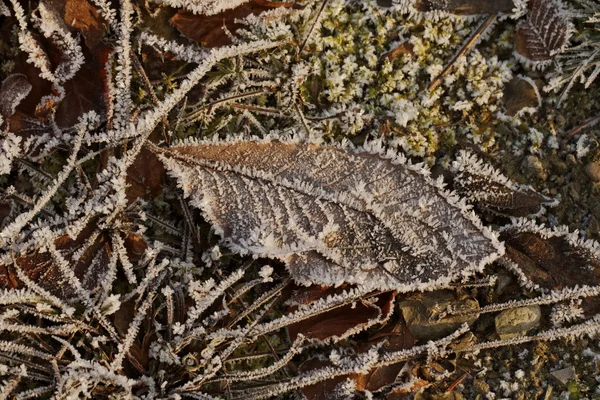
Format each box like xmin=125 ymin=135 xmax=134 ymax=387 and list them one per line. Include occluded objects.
xmin=399 ymin=290 xmax=479 ymax=342
xmin=550 ymin=365 xmax=576 ymax=387
xmin=585 ymin=162 xmax=600 ymax=183
xmin=523 ymin=155 xmax=547 ymax=180
xmin=473 ymin=378 xmax=490 ymax=394
xmin=566 ymin=154 xmax=578 ymax=166
xmin=495 ymin=305 xmax=541 ymax=339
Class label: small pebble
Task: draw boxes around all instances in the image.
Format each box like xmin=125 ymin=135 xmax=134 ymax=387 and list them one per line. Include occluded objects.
xmin=585 ymin=162 xmax=600 ymax=183
xmin=523 ymin=155 xmax=547 ymax=180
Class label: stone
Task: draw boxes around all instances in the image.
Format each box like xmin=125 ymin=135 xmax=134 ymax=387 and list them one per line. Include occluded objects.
xmin=550 ymin=365 xmax=576 ymax=387
xmin=495 ymin=305 xmax=541 ymax=339
xmin=398 ymin=290 xmax=480 ymax=342
xmin=585 ymin=162 xmax=600 ymax=183
xmin=523 ymin=155 xmax=547 ymax=180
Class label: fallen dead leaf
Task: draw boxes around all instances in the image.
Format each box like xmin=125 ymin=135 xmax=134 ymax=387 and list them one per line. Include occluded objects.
xmin=171 ymin=0 xmax=302 ymax=47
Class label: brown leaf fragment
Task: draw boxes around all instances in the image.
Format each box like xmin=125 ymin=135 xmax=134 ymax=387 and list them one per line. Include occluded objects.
xmin=171 ymin=0 xmax=301 ymax=47
xmin=0 ymin=74 xmax=32 ymax=119
xmin=449 ymin=150 xmax=555 ymax=217
xmin=515 ymin=0 xmax=571 ymax=64
xmin=299 ymin=358 xmax=349 ymax=400
xmin=414 ymin=0 xmax=514 ymax=14
xmin=126 ymin=130 xmax=166 ymax=200
xmin=45 ymin=0 xmax=105 ymax=50
xmin=502 ymin=76 xmax=540 ymax=117
xmin=55 ymin=44 xmax=111 ymax=127
xmin=353 ymin=323 xmax=415 ymax=392
xmin=500 ymin=221 xmax=600 ymax=315
xmin=382 ymin=41 xmax=414 ymax=62
xmin=287 ymin=291 xmax=396 ymax=341
xmin=0 ymin=220 xmax=114 ymax=298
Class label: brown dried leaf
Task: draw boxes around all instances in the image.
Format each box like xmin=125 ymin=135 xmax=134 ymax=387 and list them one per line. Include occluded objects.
xmin=158 ymin=138 xmax=504 ymax=292
xmin=449 ymin=150 xmax=554 ymax=218
xmin=0 ymin=74 xmax=32 ymax=119
xmin=45 ymin=0 xmax=105 ymax=50
xmin=171 ymin=0 xmax=301 ymax=47
xmin=502 ymin=76 xmax=540 ymax=116
xmin=287 ymin=291 xmax=395 ymax=341
xmin=500 ymin=221 xmax=600 ymax=314
xmin=126 ymin=130 xmax=166 ymax=200
xmin=382 ymin=41 xmax=414 ymax=62
xmin=55 ymin=45 xmax=111 ymax=127
xmin=0 ymin=222 xmax=112 ymax=298
xmin=352 ymin=323 xmax=415 ymax=392
xmin=515 ymin=0 xmax=571 ymax=64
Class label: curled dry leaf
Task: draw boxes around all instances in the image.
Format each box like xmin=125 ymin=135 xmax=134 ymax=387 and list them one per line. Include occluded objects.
xmin=449 ymin=150 xmax=556 ymax=218
xmin=155 ymin=137 xmax=504 ymax=292
xmin=515 ymin=0 xmax=571 ymax=66
xmin=0 ymin=74 xmax=32 ymax=120
xmin=499 ymin=220 xmax=600 ymax=314
xmin=502 ymin=76 xmax=541 ymax=117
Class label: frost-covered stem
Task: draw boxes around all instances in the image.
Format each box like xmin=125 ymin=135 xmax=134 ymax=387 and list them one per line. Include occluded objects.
xmin=188 ymin=269 xmax=245 ymax=321
xmin=0 ymin=118 xmax=86 ymax=246
xmin=177 ymin=304 xmax=272 ymax=393
xmin=429 ymin=14 xmax=497 ymax=91
xmin=209 ymin=336 xmax=305 ymax=384
xmin=449 ymin=285 xmax=600 ymax=317
xmin=104 ymin=39 xmax=286 ymax=145
xmin=460 ymin=314 xmax=600 ymax=353
xmin=298 ymin=0 xmax=329 ymax=55
xmin=0 ymin=375 xmax=21 ymax=400
xmin=112 ymin=233 xmax=137 ymax=285
xmin=46 ymin=238 xmax=93 ymax=306
xmin=14 ymin=385 xmax=53 ymax=400
xmin=0 ymin=340 xmax=54 ymax=361
xmin=113 ymin=0 xmax=134 ymax=131
xmin=227 ymin=279 xmax=288 ymax=328
xmin=232 ymin=325 xmax=469 ymax=400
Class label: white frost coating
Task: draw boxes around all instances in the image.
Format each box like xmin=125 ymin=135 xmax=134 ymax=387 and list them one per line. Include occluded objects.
xmin=158 ymin=136 xmax=505 ymax=293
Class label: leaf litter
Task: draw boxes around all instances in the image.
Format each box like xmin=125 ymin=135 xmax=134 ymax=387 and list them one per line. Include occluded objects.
xmin=0 ymin=0 xmax=600 ymax=398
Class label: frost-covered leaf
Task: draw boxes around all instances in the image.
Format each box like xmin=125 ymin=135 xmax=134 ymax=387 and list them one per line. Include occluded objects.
xmin=515 ymin=0 xmax=571 ymax=67
xmin=157 ymin=137 xmax=504 ymax=292
xmin=449 ymin=150 xmax=555 ymax=218
xmin=0 ymin=74 xmax=32 ymax=119
xmin=499 ymin=220 xmax=600 ymax=314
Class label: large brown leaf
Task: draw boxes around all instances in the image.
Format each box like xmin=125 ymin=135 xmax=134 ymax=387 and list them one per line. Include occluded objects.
xmin=156 ymin=138 xmax=504 ymax=292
